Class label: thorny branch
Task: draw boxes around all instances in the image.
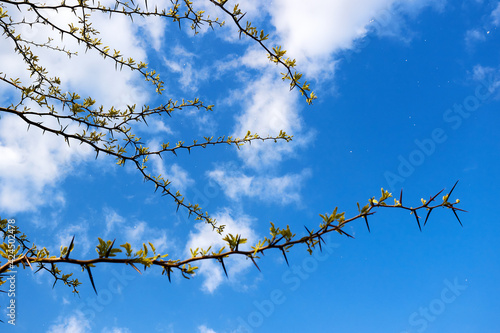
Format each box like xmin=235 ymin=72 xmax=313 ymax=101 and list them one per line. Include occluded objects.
xmin=0 ymin=183 xmax=465 ymax=294
xmin=0 ymin=0 xmax=463 ymax=298
xmin=0 ymin=0 xmax=305 ymax=232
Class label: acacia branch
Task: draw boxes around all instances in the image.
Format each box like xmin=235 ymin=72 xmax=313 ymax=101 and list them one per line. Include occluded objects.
xmin=0 ymin=185 xmax=465 ymax=293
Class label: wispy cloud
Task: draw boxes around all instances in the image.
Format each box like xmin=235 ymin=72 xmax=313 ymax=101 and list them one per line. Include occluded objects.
xmin=492 ymin=2 xmax=500 ymax=26
xmin=47 ymin=311 xmax=91 ymax=333
xmin=472 ymin=64 xmax=500 ymax=98
xmin=100 ymin=327 xmax=132 ymax=333
xmin=103 ymin=208 xmax=170 ymax=254
xmin=55 ymin=221 xmax=92 ymax=256
xmin=149 ymin=153 xmax=195 ymax=194
xmin=198 ymin=325 xmax=217 ymax=333
xmin=185 ymin=209 xmax=258 ymax=293
xmin=104 ymin=208 xmax=126 ymax=238
xmin=465 ymin=29 xmax=487 ymax=48
xmin=207 ymin=167 xmax=312 ymax=205
xmin=232 ymin=72 xmax=313 ymax=169
xmin=163 ymin=45 xmax=210 ymax=93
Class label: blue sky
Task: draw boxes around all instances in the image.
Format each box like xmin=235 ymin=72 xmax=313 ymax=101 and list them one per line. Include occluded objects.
xmin=1 ymin=0 xmax=500 ymax=332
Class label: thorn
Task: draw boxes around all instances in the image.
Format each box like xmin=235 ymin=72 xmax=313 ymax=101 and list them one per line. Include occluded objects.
xmin=235 ymin=235 xmax=240 ymax=252
xmin=413 ymin=210 xmax=422 ymax=232
xmin=341 ymin=229 xmax=354 ymax=239
xmin=428 ymin=189 xmax=444 ymax=204
xmin=364 ymin=215 xmax=370 ymax=233
xmin=448 ymin=180 xmax=459 ymax=198
xmin=452 ymin=208 xmax=463 ymax=227
xmin=104 ymin=239 xmax=116 ymax=258
xmin=424 ymin=209 xmax=432 ymax=226
xmin=86 ymin=266 xmax=98 ymax=295
xmin=400 ymin=189 xmax=403 ymax=206
xmin=317 ymin=234 xmax=324 ymax=252
xmin=166 ymin=268 xmax=171 ymax=283
xmin=250 ymin=256 xmax=261 ymax=272
xmin=129 ymin=262 xmax=142 ymax=274
xmin=280 ymin=248 xmax=289 ymax=266
xmin=24 ymin=256 xmax=33 ymax=270
xmin=219 ymin=258 xmax=228 ymax=277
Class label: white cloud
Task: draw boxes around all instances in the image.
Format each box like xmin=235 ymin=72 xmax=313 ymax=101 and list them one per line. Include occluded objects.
xmin=465 ymin=29 xmax=487 ymax=47
xmin=257 ymin=0 xmax=445 ymax=78
xmin=123 ymin=221 xmax=169 ymax=253
xmin=149 ymin=146 xmax=195 ymax=193
xmin=198 ymin=325 xmax=217 ymax=333
xmin=232 ymin=72 xmax=313 ymax=169
xmin=226 ymin=0 xmax=442 ymax=170
xmin=190 ymin=0 xmax=429 ymax=79
xmin=101 ymin=327 xmax=132 ymax=333
xmin=55 ymin=222 xmax=92 ymax=256
xmin=104 ymin=208 xmax=126 ymax=237
xmin=163 ymin=45 xmax=210 ymax=92
xmin=268 ymin=0 xmax=399 ymax=77
xmin=103 ymin=209 xmax=170 ymax=253
xmin=0 ymin=1 xmax=155 ymax=214
xmin=472 ymin=65 xmax=500 ymax=97
xmin=47 ymin=311 xmax=91 ymax=333
xmin=0 ymin=1 xmax=150 ymax=108
xmin=170 ymin=164 xmax=196 ymax=192
xmin=492 ymin=2 xmax=500 ymax=26
xmin=0 ymin=115 xmax=92 ymax=214
xmin=208 ymin=167 xmax=312 ymax=205
xmin=135 ymin=0 xmax=168 ymax=52
xmin=149 ymin=120 xmax=174 ymax=135
xmin=186 ymin=209 xmax=258 ymax=293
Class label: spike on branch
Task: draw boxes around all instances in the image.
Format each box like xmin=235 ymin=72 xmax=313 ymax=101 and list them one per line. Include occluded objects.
xmin=235 ymin=235 xmax=240 ymax=251
xmin=413 ymin=210 xmax=422 ymax=232
xmin=65 ymin=235 xmax=75 ymax=259
xmin=448 ymin=180 xmax=459 ymax=198
xmin=280 ymin=248 xmax=289 ymax=266
xmin=86 ymin=266 xmax=98 ymax=295
xmin=424 ymin=209 xmax=432 ymax=226
xmin=129 ymin=262 xmax=142 ymax=274
xmin=219 ymin=258 xmax=228 ymax=277
xmin=452 ymin=208 xmax=463 ymax=227
xmin=23 ymin=256 xmax=33 ymax=270
xmin=250 ymin=256 xmax=261 ymax=272
xmin=317 ymin=234 xmax=324 ymax=252
xmin=428 ymin=189 xmax=444 ymax=204
xmin=364 ymin=215 xmax=370 ymax=233
xmin=165 ymin=267 xmax=171 ymax=283
xmin=104 ymin=239 xmax=116 ymax=258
